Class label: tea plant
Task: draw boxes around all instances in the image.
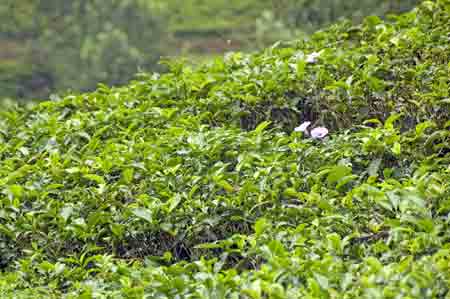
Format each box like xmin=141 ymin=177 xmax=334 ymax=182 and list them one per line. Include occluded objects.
xmin=1 ymin=0 xmax=420 ymax=100
xmin=0 ymin=1 xmax=449 ymax=298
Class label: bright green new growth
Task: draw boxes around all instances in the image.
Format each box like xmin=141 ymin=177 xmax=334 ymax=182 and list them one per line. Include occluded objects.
xmin=0 ymin=1 xmax=449 ymax=298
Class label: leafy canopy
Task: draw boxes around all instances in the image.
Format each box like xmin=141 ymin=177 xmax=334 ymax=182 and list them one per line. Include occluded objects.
xmin=0 ymin=1 xmax=449 ymax=298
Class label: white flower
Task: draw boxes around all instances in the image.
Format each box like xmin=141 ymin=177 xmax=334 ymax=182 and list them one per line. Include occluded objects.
xmin=294 ymin=121 xmax=311 ymax=133
xmin=306 ymin=51 xmax=321 ymax=63
xmin=310 ymin=127 xmax=329 ymax=139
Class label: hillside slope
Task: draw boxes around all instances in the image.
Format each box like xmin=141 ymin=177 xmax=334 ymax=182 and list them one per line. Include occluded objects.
xmin=0 ymin=1 xmax=449 ymax=298
xmin=1 ymin=0 xmax=420 ymax=101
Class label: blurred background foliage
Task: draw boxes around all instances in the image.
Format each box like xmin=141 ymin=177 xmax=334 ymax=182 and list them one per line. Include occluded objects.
xmin=0 ymin=0 xmax=419 ymax=101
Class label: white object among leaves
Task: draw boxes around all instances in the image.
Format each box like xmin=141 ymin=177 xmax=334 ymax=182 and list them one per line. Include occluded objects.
xmin=294 ymin=121 xmax=311 ymax=132
xmin=310 ymin=127 xmax=329 ymax=139
xmin=306 ymin=51 xmax=321 ymax=63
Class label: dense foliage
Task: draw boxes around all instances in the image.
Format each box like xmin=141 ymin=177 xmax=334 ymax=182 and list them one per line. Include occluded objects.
xmin=1 ymin=0 xmax=420 ymax=100
xmin=0 ymin=1 xmax=449 ymax=297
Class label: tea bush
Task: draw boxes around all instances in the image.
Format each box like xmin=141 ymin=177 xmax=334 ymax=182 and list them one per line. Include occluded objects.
xmin=0 ymin=1 xmax=449 ymax=298
xmin=1 ymin=0 xmax=420 ymax=100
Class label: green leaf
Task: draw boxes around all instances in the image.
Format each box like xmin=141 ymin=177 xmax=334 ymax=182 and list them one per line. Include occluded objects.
xmin=66 ymin=167 xmax=81 ymax=174
xmin=415 ymin=121 xmax=435 ymax=136
xmin=111 ymin=223 xmax=124 ymax=237
xmin=283 ymin=188 xmax=299 ymax=198
xmin=132 ymin=208 xmax=152 ymax=222
xmin=313 ymin=273 xmax=329 ymax=290
xmin=392 ymin=142 xmax=401 ymax=155
xmin=122 ymin=168 xmax=134 ymax=184
xmin=216 ymin=180 xmax=234 ymax=193
xmin=253 ymin=121 xmax=271 ymax=134
xmin=254 ymin=218 xmax=268 ymax=237
xmin=8 ymin=184 xmax=23 ymax=199
xmin=167 ymin=194 xmax=182 ymax=213
xmin=83 ymin=174 xmax=105 ymax=185
xmin=384 ymin=113 xmax=402 ymax=130
xmin=368 ymin=158 xmax=382 ymax=177
xmin=327 ymin=165 xmax=352 ymax=184
xmin=297 ymin=60 xmax=306 ymax=79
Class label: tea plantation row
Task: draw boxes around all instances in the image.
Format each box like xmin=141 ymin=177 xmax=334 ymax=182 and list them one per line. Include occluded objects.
xmin=0 ymin=1 xmax=449 ymax=298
